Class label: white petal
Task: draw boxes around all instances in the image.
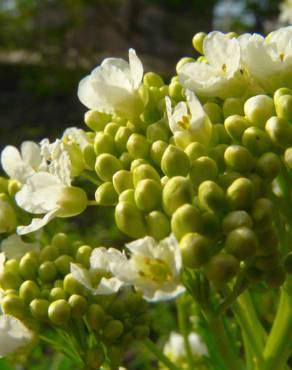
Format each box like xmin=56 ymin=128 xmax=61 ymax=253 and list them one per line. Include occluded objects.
xmin=70 ymin=263 xmax=92 ymax=290
xmin=16 ymin=208 xmax=60 ymax=235
xmin=92 ymin=276 xmax=124 ymax=295
xmin=1 ymin=146 xmax=22 ymax=178
xmin=20 ymin=141 xmax=42 ymax=171
xmin=126 ymin=236 xmax=157 ymax=257
xmin=143 ymin=284 xmax=185 ymax=302
xmin=186 ymin=90 xmax=205 ymax=125
xmin=1 ymin=234 xmax=40 ymax=260
xmin=188 ymin=332 xmax=209 ymax=356
xmin=90 ymin=247 xmax=127 ymax=273
xmin=179 ymin=62 xmax=221 ymax=92
xmin=129 ymin=49 xmax=143 ymax=89
xmin=0 ymin=315 xmax=33 ymax=357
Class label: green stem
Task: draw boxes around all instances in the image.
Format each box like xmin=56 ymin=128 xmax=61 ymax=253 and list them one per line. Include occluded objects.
xmin=205 ymin=314 xmax=245 ymax=370
xmin=264 ymin=277 xmax=292 ymax=370
xmin=144 ymin=338 xmax=180 ymax=370
xmin=176 ymin=296 xmax=194 ymax=370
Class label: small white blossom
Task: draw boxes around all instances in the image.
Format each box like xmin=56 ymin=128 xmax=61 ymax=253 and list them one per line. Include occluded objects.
xmin=71 ymin=247 xmax=126 ymax=295
xmin=1 ymin=234 xmax=39 ymax=260
xmin=279 ymin=0 xmax=292 ymax=25
xmin=78 ymin=49 xmax=145 ymax=118
xmin=165 ymin=90 xmax=212 ymax=145
xmin=179 ymin=32 xmax=248 ymax=98
xmin=1 ymin=141 xmax=45 ymax=183
xmin=0 ymin=315 xmax=33 ymax=358
xmin=239 ymin=26 xmax=292 ymax=93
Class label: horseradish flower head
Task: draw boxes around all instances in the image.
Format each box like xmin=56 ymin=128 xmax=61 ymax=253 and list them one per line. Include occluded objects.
xmin=1 ymin=141 xmax=45 ymax=184
xmin=1 ymin=234 xmax=39 ymax=260
xmin=239 ymin=26 xmax=292 ymax=93
xmin=0 ymin=199 xmax=17 ymax=233
xmin=71 ymin=247 xmax=126 ymax=295
xmin=179 ymin=32 xmax=248 ymax=98
xmin=0 ymin=314 xmax=33 ymax=358
xmin=164 ymin=332 xmax=208 ymax=365
xmin=78 ymin=49 xmax=146 ymax=118
xmin=121 ymin=235 xmax=185 ymax=302
xmin=15 ymin=147 xmax=88 ymax=234
xmin=165 ymin=89 xmax=212 ymax=147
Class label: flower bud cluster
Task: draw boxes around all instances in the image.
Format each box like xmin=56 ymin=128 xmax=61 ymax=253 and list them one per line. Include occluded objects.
xmin=0 ymin=232 xmax=151 ymax=369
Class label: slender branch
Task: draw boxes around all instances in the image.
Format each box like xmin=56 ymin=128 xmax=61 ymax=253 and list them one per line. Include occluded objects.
xmin=144 ymin=338 xmax=180 ymax=370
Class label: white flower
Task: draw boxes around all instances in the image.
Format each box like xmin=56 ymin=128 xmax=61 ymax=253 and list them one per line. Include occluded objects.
xmin=119 ymin=235 xmax=185 ymax=302
xmin=179 ymin=32 xmax=248 ymax=98
xmin=164 ymin=332 xmax=208 ymax=363
xmin=165 ymin=90 xmax=212 ymax=146
xmin=1 ymin=234 xmax=39 ymax=260
xmin=279 ymin=0 xmax=292 ymax=25
xmin=1 ymin=141 xmax=45 ymax=183
xmin=0 ymin=314 xmax=33 ymax=358
xmin=62 ymin=127 xmax=91 ymax=151
xmin=239 ymin=26 xmax=292 ymax=93
xmin=78 ymin=49 xmax=145 ymax=118
xmin=71 ymin=247 xmax=126 ymax=295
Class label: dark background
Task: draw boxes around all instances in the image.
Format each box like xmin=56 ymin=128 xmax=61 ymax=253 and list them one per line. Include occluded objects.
xmin=0 ymin=0 xmax=283 ymax=151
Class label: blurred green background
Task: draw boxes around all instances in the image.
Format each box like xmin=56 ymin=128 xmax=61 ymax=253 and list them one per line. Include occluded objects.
xmin=0 ymin=0 xmax=287 ymax=152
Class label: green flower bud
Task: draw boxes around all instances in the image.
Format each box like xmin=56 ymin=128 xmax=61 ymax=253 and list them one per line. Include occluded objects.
xmin=251 ymin=198 xmax=273 ymax=230
xmin=192 ymin=32 xmax=206 ymax=54
xmin=176 ymin=57 xmax=195 ymax=74
xmin=0 ymin=200 xmax=17 ymax=233
xmin=201 ymin=211 xmax=220 ymax=239
xmin=134 ymin=179 xmax=162 ymax=212
xmin=224 ymin=115 xmax=250 ymax=142
xmin=68 ymin=294 xmax=87 ymax=318
xmin=284 ymin=252 xmax=292 ymax=274
xmin=103 ymin=320 xmax=124 ymax=340
xmin=133 ymin=164 xmax=160 ymax=186
xmin=76 ymin=245 xmax=93 ymax=269
xmin=255 ymin=252 xmax=280 ymax=271
xmin=64 ymin=273 xmax=84 ymax=295
xmin=133 ymin=325 xmax=150 ymax=340
xmin=39 ymin=245 xmax=59 ymax=263
xmin=84 ymin=145 xmax=98 ymax=170
xmin=0 ymin=270 xmax=22 ymax=290
xmin=104 ymin=122 xmax=119 ymax=137
xmin=48 ymin=299 xmax=71 ymax=325
xmin=184 ymin=142 xmax=207 ymax=162
xmin=143 ymin=72 xmax=164 ymax=88
xmin=284 ymin=147 xmax=292 ymax=169
xmin=213 ymin=123 xmax=231 ymax=145
xmin=161 ymin=145 xmax=190 ymax=177
xmin=226 ymin=177 xmax=254 ymax=210
xmin=49 ymin=287 xmax=67 ymax=302
xmin=150 ymin=140 xmax=168 ymax=166
xmin=38 ymin=261 xmax=57 ymax=283
xmin=169 ymin=81 xmax=183 ymax=101
xmin=19 ymin=254 xmax=38 ymax=280
xmin=246 ymin=267 xmax=265 ymax=283
xmin=119 ymin=189 xmax=135 ymax=204
xmin=171 ymin=204 xmax=202 ymax=240
xmin=180 ymin=233 xmax=210 ymax=268
xmin=224 ymin=227 xmax=257 ymax=260
xmin=19 ymin=280 xmax=40 ymax=304
xmin=57 ymin=186 xmax=88 ymax=218
xmin=206 ymin=254 xmax=239 ymax=284
xmin=218 ymin=171 xmax=241 ymax=189
xmin=242 ymin=126 xmax=271 ymax=156
xmin=4 ymin=259 xmax=19 ymax=273
xmin=95 ymin=182 xmax=118 ymax=206
xmin=30 ymin=298 xmax=50 ymax=321
xmin=84 ymin=111 xmax=111 ymax=131
xmin=227 ymin=31 xmax=237 ymax=38
xmin=94 ymin=132 xmax=116 ymax=155
xmin=0 ymin=177 xmax=8 ymax=192
xmin=203 ymin=102 xmax=223 ymax=124
xmin=190 ymin=156 xmax=218 ymax=187
xmin=162 ymin=176 xmax=193 ymax=216
xmin=87 ymin=304 xmax=105 ymax=331
xmin=209 ymin=144 xmax=228 ymax=171
xmin=119 ymin=152 xmax=134 ymax=170
xmin=257 ymin=227 xmax=278 ymax=256
xmin=112 ymin=170 xmax=134 ymax=194
xmin=265 ymin=266 xmax=286 ymax=288
xmin=224 ymin=145 xmax=254 ymax=173
xmin=55 ymin=255 xmax=73 ymax=276
xmin=95 ymin=153 xmax=123 ymax=181
xmin=114 ymin=126 xmax=133 ymax=153
xmin=256 ymin=152 xmax=280 ymax=181
xmin=115 ymin=201 xmax=146 ymax=238
xmin=127 ymin=133 xmax=150 ymax=159
xmin=198 ymin=181 xmax=225 ymax=213
xmin=8 ymin=180 xmax=21 ymax=197
xmin=244 ymin=95 xmax=275 ymax=128
xmin=275 ymin=94 xmax=292 ymax=122
xmin=248 ymin=173 xmax=266 ymax=199
xmin=145 ymin=211 xmax=170 ymax=240
xmin=52 ymin=233 xmax=70 ymax=255
xmin=161 ymin=176 xmax=169 ymax=187
xmin=223 ymin=98 xmax=244 ymax=118
xmin=85 ymin=347 xmax=105 ymax=369
xmin=265 ymin=116 xmax=292 ymax=148
xmin=222 ymin=210 xmax=253 ymax=234
xmin=274 ymin=87 xmax=292 ymax=103
xmin=147 ymin=123 xmax=169 ymax=143
xmin=131 ymin=159 xmax=147 ymax=171
xmin=54 ymin=279 xmax=64 ymax=288
xmin=2 ymin=295 xmax=28 ymax=320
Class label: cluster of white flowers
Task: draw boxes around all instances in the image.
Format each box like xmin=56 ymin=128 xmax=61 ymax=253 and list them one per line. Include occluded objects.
xmin=71 ymin=235 xmax=185 ymax=302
